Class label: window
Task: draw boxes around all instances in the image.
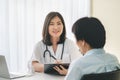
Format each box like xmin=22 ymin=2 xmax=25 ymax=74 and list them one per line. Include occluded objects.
xmin=0 ymin=0 xmax=91 ymax=73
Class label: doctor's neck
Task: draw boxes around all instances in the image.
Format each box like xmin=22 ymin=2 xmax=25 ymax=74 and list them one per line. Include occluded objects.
xmin=51 ymin=37 xmax=60 ymax=45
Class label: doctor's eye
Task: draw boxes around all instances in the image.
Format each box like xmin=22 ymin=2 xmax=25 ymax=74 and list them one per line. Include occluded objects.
xmin=57 ymin=22 xmax=62 ymax=25
xmin=49 ymin=23 xmax=54 ymax=25
xmin=57 ymin=21 xmax=62 ymax=25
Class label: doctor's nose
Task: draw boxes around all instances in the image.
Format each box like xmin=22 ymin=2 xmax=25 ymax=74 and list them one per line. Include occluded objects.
xmin=53 ymin=25 xmax=58 ymax=29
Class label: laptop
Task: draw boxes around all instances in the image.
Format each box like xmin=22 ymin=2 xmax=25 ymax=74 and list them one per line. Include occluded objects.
xmin=0 ymin=55 xmax=25 ymax=79
xmin=44 ymin=63 xmax=69 ymax=75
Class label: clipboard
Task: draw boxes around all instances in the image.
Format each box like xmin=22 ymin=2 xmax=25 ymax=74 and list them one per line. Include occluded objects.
xmin=44 ymin=63 xmax=69 ymax=75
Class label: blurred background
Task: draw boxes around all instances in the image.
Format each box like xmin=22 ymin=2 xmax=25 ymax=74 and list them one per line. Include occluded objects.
xmin=0 ymin=0 xmax=120 ymax=73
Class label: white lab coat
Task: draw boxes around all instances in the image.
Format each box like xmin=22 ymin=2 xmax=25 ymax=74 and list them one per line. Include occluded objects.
xmin=28 ymin=39 xmax=81 ymax=73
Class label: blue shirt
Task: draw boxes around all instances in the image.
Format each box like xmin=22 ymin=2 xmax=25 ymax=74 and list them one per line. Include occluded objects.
xmin=65 ymin=49 xmax=120 ymax=80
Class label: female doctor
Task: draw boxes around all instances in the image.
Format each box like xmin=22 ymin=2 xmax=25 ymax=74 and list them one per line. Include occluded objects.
xmin=28 ymin=12 xmax=81 ymax=75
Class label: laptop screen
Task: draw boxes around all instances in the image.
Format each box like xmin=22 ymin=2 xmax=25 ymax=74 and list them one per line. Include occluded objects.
xmin=0 ymin=55 xmax=11 ymax=79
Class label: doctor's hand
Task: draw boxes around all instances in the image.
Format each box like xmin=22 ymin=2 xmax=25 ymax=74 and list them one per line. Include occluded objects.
xmin=53 ymin=65 xmax=68 ymax=75
xmin=54 ymin=60 xmax=62 ymax=64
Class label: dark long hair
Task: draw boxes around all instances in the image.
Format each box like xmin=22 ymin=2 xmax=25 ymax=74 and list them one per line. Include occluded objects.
xmin=42 ymin=12 xmax=66 ymax=45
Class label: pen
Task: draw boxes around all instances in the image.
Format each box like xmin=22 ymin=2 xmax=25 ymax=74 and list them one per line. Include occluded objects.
xmin=51 ymin=55 xmax=57 ymax=60
xmin=51 ymin=56 xmax=62 ymax=64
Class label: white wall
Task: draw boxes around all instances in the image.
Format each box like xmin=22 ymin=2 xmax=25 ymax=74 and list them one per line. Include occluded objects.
xmin=92 ymin=0 xmax=120 ymax=61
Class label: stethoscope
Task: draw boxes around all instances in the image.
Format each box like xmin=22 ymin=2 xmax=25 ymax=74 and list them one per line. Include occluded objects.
xmin=43 ymin=42 xmax=64 ymax=62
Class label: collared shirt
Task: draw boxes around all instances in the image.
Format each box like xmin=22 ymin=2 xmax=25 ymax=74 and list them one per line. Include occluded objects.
xmin=65 ymin=49 xmax=120 ymax=80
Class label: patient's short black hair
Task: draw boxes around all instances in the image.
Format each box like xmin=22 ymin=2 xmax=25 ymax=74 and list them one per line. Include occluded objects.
xmin=72 ymin=17 xmax=106 ymax=48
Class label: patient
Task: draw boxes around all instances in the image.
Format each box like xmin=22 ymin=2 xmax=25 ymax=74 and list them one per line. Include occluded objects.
xmin=65 ymin=17 xmax=120 ymax=80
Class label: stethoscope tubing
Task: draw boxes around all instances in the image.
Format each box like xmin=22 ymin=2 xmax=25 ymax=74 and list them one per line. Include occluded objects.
xmin=43 ymin=42 xmax=64 ymax=61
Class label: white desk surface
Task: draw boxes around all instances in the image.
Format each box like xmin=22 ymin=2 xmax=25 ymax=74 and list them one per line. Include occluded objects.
xmin=0 ymin=72 xmax=65 ymax=80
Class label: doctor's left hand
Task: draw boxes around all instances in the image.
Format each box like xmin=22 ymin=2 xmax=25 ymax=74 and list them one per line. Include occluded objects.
xmin=54 ymin=59 xmax=62 ymax=64
xmin=53 ymin=65 xmax=68 ymax=75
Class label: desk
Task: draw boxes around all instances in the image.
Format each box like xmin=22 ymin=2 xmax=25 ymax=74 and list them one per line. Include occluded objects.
xmin=0 ymin=73 xmax=65 ymax=80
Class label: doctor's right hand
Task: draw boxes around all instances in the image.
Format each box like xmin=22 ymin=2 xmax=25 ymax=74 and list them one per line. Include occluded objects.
xmin=53 ymin=65 xmax=68 ymax=75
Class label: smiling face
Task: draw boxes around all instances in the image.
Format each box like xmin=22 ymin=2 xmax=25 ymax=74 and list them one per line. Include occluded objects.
xmin=48 ymin=16 xmax=63 ymax=38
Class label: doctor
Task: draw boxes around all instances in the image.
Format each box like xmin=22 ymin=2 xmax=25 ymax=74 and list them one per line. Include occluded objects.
xmin=28 ymin=12 xmax=81 ymax=75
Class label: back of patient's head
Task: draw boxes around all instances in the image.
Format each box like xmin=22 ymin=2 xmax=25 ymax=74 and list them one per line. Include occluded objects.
xmin=72 ymin=17 xmax=106 ymax=48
